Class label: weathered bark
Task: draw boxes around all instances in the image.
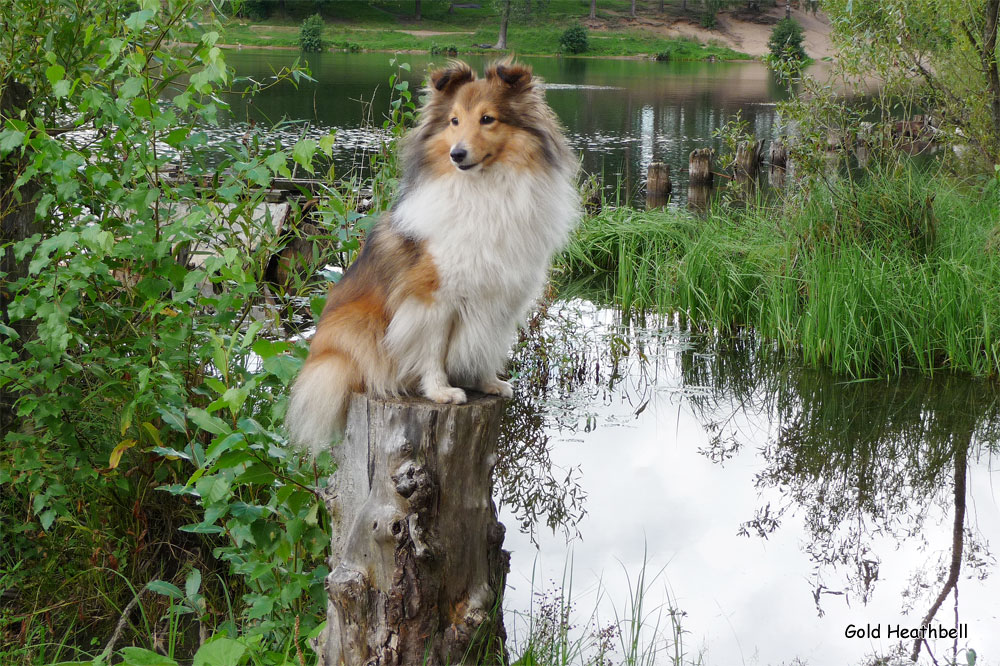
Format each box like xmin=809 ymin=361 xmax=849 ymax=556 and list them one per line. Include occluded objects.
xmin=318 ymin=393 xmax=509 ymax=666
xmin=734 ymin=138 xmax=764 ymax=186
xmin=630 ymin=0 xmax=637 ymax=18
xmin=494 ymin=0 xmax=511 ymax=49
xmin=0 ymin=79 xmax=39 ymax=431
xmin=645 ymin=162 xmax=671 ymax=209
xmin=688 ymin=148 xmax=714 ymax=186
xmin=768 ymin=137 xmax=788 ymax=187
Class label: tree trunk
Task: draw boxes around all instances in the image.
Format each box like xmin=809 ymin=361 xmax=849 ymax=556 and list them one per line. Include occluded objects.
xmin=983 ymin=0 xmax=1000 ymax=160
xmin=631 ymin=0 xmax=637 ymax=18
xmin=317 ymin=393 xmax=510 ymax=666
xmin=415 ymin=0 xmax=422 ymax=21
xmin=494 ymin=0 xmax=511 ymax=49
xmin=590 ymin=0 xmax=597 ymax=20
xmin=645 ymin=162 xmax=671 ymax=209
xmin=785 ymin=0 xmax=791 ymax=19
xmin=0 ymin=79 xmax=39 ymax=431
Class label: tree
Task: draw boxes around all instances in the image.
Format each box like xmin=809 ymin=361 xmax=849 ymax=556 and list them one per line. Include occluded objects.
xmin=495 ymin=0 xmax=511 ymax=48
xmin=415 ymin=0 xmax=422 ymax=20
xmin=631 ymin=0 xmax=637 ymax=17
xmin=825 ymin=0 xmax=1000 ymax=165
xmin=767 ymin=17 xmax=806 ymax=64
xmin=590 ymin=0 xmax=597 ymax=19
xmin=492 ymin=0 xmax=549 ymax=50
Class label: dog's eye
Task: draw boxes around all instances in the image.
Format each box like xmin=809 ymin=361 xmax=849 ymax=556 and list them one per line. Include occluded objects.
xmin=450 ymin=117 xmax=459 ymax=126
xmin=480 ymin=115 xmax=495 ymax=125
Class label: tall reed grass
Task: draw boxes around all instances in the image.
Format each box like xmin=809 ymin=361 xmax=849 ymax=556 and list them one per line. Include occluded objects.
xmin=560 ymin=165 xmax=1000 ymax=378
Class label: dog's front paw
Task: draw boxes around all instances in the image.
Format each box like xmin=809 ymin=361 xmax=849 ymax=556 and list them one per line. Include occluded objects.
xmin=480 ymin=377 xmax=514 ymax=398
xmin=425 ymin=386 xmax=468 ymax=404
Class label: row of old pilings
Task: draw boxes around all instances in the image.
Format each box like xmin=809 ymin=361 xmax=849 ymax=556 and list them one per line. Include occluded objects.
xmin=644 ymin=138 xmax=789 ymax=211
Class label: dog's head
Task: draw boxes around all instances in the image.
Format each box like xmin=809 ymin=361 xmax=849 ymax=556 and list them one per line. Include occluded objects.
xmin=405 ymin=60 xmax=564 ymax=177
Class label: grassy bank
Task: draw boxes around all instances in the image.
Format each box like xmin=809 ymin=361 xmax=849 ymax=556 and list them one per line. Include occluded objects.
xmin=560 ymin=165 xmax=1000 ymax=378
xmin=197 ymin=0 xmax=750 ymax=60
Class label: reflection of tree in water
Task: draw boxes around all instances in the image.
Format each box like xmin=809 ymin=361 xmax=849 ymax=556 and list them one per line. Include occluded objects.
xmin=681 ymin=339 xmax=999 ymax=660
xmin=494 ymin=298 xmax=677 ymax=542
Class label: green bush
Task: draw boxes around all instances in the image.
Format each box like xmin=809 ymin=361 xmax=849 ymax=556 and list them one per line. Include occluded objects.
xmin=300 ymin=13 xmax=325 ymax=53
xmin=768 ymin=17 xmax=806 ymax=63
xmin=655 ymin=49 xmax=673 ymax=61
xmin=559 ymin=25 xmax=589 ymax=54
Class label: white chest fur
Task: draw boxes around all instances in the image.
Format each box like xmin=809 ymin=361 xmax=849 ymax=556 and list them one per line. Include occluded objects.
xmin=386 ymin=165 xmax=580 ymax=387
xmin=393 ymin=167 xmax=579 ymax=299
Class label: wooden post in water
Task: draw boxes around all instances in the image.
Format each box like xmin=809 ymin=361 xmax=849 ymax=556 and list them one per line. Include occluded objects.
xmin=645 ymin=162 xmax=672 ymax=209
xmin=317 ymin=393 xmax=509 ymax=666
xmin=687 ymin=148 xmax=714 ymax=213
xmin=688 ymin=148 xmax=714 ymax=187
xmin=768 ymin=138 xmax=788 ymax=188
xmin=734 ymin=139 xmax=764 ymax=187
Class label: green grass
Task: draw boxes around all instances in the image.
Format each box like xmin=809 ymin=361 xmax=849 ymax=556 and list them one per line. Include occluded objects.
xmin=190 ymin=0 xmax=750 ymax=60
xmin=560 ymin=164 xmax=1000 ymax=378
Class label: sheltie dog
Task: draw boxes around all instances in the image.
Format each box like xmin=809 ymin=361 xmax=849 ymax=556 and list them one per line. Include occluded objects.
xmin=286 ymin=60 xmax=580 ymax=454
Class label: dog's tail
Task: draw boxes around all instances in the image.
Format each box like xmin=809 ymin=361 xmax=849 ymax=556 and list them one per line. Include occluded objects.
xmin=286 ymin=351 xmax=357 ymax=456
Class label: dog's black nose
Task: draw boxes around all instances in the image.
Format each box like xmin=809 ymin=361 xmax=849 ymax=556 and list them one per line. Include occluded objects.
xmin=450 ymin=148 xmax=467 ymax=163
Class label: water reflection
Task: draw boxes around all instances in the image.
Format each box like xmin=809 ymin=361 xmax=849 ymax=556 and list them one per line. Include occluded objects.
xmin=497 ymin=299 xmax=999 ymax=664
xmin=221 ymin=51 xmax=793 ymax=205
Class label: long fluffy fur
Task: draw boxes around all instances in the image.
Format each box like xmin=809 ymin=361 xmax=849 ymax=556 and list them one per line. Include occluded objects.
xmin=286 ymin=60 xmax=580 ymax=454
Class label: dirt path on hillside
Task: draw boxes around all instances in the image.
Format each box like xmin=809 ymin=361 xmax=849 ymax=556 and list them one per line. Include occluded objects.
xmin=588 ymin=6 xmax=834 ymax=59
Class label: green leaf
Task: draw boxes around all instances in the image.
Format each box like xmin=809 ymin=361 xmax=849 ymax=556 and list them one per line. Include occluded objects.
xmin=119 ymin=647 xmax=178 ymax=666
xmin=124 ymin=9 xmax=155 ymax=32
xmin=192 ymin=638 xmax=246 ymax=666
xmin=319 ymin=131 xmax=337 ymax=158
xmin=146 ymin=580 xmax=184 ymax=599
xmin=292 ymin=139 xmax=317 ymax=174
xmin=185 ymin=569 xmax=202 ymax=598
xmin=188 ymin=408 xmax=230 ymax=435
xmin=235 ymin=464 xmax=277 ymax=486
xmin=39 ymin=509 xmax=56 ymax=531
xmin=178 ymin=523 xmax=225 ymax=534
xmin=0 ymin=129 xmax=26 ymax=154
xmin=45 ymin=64 xmax=65 ymax=85
xmin=263 ymin=354 xmax=301 ymax=383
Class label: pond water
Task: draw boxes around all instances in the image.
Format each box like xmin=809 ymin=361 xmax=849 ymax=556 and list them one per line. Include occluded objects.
xmin=222 ymin=50 xmax=791 ymax=204
xmin=497 ymin=300 xmax=1000 ymax=665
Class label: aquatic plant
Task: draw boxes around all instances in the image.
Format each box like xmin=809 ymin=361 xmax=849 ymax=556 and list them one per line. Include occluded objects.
xmin=561 ymin=163 xmax=1000 ymax=378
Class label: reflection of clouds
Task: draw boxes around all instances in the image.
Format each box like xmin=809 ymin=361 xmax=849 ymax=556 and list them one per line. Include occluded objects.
xmin=500 ymin=302 xmax=1000 ymax=666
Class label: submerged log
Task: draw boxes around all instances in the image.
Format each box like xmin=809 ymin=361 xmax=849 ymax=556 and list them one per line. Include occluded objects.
xmin=318 ymin=393 xmax=509 ymax=666
xmin=688 ymin=148 xmax=714 ymax=186
xmin=645 ymin=162 xmax=672 ymax=209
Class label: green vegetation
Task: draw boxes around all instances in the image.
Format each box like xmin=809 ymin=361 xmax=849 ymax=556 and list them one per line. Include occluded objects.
xmin=767 ymin=18 xmax=805 ymax=64
xmin=190 ymin=0 xmax=751 ymax=61
xmin=562 ymin=164 xmax=1000 ymax=378
xmin=559 ymin=25 xmax=590 ymax=54
xmin=299 ymin=13 xmax=326 ymax=52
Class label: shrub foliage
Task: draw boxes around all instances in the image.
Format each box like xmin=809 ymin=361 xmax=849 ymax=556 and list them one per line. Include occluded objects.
xmin=300 ymin=13 xmax=325 ymax=53
xmin=768 ymin=17 xmax=806 ymax=63
xmin=559 ymin=25 xmax=589 ymax=54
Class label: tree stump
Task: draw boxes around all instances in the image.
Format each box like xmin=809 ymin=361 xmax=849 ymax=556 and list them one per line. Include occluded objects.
xmin=734 ymin=139 xmax=764 ymax=186
xmin=317 ymin=393 xmax=510 ymax=666
xmin=645 ymin=162 xmax=671 ymax=209
xmin=688 ymin=148 xmax=714 ymax=186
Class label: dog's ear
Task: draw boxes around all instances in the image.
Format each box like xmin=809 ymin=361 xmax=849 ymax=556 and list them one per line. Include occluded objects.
xmin=429 ymin=61 xmax=475 ymax=96
xmin=486 ymin=61 xmax=533 ymax=92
